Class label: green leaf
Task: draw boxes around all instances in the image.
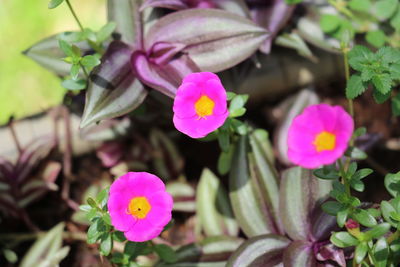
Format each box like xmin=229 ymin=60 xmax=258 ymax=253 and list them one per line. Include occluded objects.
xmin=330 ymin=232 xmax=359 ymax=248
xmin=351 ymin=179 xmax=365 ymax=192
xmin=380 ymin=201 xmax=397 ymax=227
xmin=348 ymin=45 xmax=373 ymax=71
xmin=197 ymin=168 xmax=238 ymax=237
xmin=230 ymin=107 xmax=246 ymax=117
xmin=217 ymin=146 xmax=234 ymax=175
xmin=372 ymin=74 xmax=392 ymax=94
xmin=97 ymin=22 xmax=117 ymax=43
xmin=390 ymin=62 xmax=400 ymax=80
xmin=361 ymin=68 xmax=374 ymax=81
xmin=352 ymin=168 xmax=373 ymax=180
xmin=100 ymin=234 xmax=113 ymax=256
xmin=48 ymin=0 xmax=64 ymax=9
xmin=352 ymin=209 xmax=378 ymax=227
xmin=70 ymin=64 xmax=80 ymax=80
xmin=355 ymin=242 xmax=368 ymax=264
xmin=58 ymin=40 xmax=74 ymax=57
xmin=81 ymin=55 xmax=101 ymax=68
xmin=337 ymin=207 xmax=349 ymax=227
xmin=373 ymin=237 xmax=389 ymax=267
xmin=392 ymin=92 xmax=400 ymax=116
xmin=321 ymin=201 xmax=343 ymax=215
xmin=3 ymin=249 xmax=18 ymax=264
xmin=217 ymin=130 xmax=230 ymax=152
xmin=366 ymin=30 xmax=387 ymax=48
xmin=365 ymin=223 xmax=391 ymax=239
xmin=87 ymin=219 xmax=102 ymax=244
xmin=377 ymin=46 xmax=400 ymax=64
xmin=375 ymin=0 xmax=398 ymax=20
xmin=390 ymin=7 xmax=400 ymax=31
xmin=154 ymin=244 xmax=178 ymax=264
xmin=385 ymin=172 xmax=400 ymax=197
xmin=113 ymin=231 xmax=126 ymax=242
xmin=349 ymin=0 xmax=371 ymax=12
xmin=124 ymin=242 xmax=150 ymax=259
xmin=87 ymin=197 xmax=98 ymax=209
xmin=346 ymin=146 xmax=368 ymax=160
xmin=226 ymin=92 xmax=236 ymax=100
xmin=313 ymin=166 xmax=340 ymax=180
xmin=61 ymin=79 xmax=86 ymax=90
xmin=320 ymin=14 xmax=341 ymax=33
xmin=373 ymin=89 xmax=391 ymax=104
xmin=96 ymin=188 xmax=109 ymax=208
xmin=229 ymin=95 xmax=249 ymax=114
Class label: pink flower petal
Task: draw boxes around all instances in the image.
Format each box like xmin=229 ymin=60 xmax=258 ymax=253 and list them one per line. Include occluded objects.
xmin=287 ymin=104 xmax=354 ymax=169
xmin=173 ymin=112 xmax=229 ymax=138
xmin=124 ymin=219 xmax=164 ymax=242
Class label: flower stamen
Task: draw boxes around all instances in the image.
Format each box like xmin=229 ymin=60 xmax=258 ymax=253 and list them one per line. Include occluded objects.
xmin=195 ymin=95 xmax=215 ymax=118
xmin=313 ymin=131 xmax=336 ymax=152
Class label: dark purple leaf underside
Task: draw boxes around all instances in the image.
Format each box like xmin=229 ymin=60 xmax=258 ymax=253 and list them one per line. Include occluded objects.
xmin=250 ymin=0 xmax=294 ymax=54
xmin=140 ymin=0 xmax=189 ymax=10
xmin=80 ymin=41 xmax=148 ymax=128
xmin=283 ymin=241 xmax=317 ymax=267
xmin=280 ymin=167 xmax=332 ymax=241
xmin=226 ymin=234 xmax=290 ymax=267
xmin=145 ymin=9 xmax=268 ymax=72
xmin=131 ymin=51 xmax=200 ymax=97
xmin=16 ymin=136 xmax=56 ymax=183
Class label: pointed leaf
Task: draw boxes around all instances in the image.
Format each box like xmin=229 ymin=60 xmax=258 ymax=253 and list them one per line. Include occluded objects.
xmin=107 ymin=0 xmax=142 ymax=45
xmin=166 ymin=181 xmax=195 ymax=212
xmin=145 ymin=9 xmax=269 ymax=72
xmin=226 ymin=234 xmax=289 ymax=267
xmin=229 ymin=135 xmax=278 ymax=237
xmin=250 ymin=0 xmax=295 ymax=54
xmin=283 ymin=241 xmax=317 ymax=267
xmin=80 ymin=41 xmax=147 ymax=128
xmin=24 ymin=33 xmax=90 ymax=77
xmin=20 ymin=223 xmax=68 ymax=267
xmin=280 ymin=167 xmax=332 ymax=240
xmin=248 ymin=131 xmax=281 ymax=232
xmin=197 ymin=168 xmax=238 ymax=236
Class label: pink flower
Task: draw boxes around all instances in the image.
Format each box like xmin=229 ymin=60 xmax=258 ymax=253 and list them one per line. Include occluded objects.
xmin=287 ymin=104 xmax=354 ymax=169
xmin=107 ymin=172 xmax=173 ymax=242
xmin=173 ymin=72 xmax=229 ymax=138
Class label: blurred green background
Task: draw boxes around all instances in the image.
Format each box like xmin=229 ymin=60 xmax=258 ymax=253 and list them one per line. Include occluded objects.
xmin=0 ymin=0 xmax=106 ymax=125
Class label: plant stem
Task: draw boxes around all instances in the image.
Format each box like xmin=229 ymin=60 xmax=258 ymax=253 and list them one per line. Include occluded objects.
xmin=387 ymin=230 xmax=400 ymax=244
xmin=338 ymin=159 xmax=351 ymax=195
xmin=65 ymin=0 xmax=84 ymax=32
xmin=343 ymin=50 xmax=355 ymax=122
xmin=79 ymin=63 xmax=89 ymax=79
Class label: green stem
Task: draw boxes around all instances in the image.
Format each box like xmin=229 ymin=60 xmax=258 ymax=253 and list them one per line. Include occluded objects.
xmin=65 ymin=0 xmax=84 ymax=32
xmin=338 ymin=159 xmax=351 ymax=196
xmin=343 ymin=50 xmax=354 ymax=122
xmin=79 ymin=63 xmax=89 ymax=79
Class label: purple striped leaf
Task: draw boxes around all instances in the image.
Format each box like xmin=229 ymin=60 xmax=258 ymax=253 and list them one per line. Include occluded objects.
xmin=131 ymin=50 xmax=199 ymax=97
xmin=226 ymin=234 xmax=289 ymax=267
xmin=283 ymin=241 xmax=317 ymax=267
xmin=145 ymin=9 xmax=268 ymax=72
xmin=80 ymin=41 xmax=148 ymax=128
xmin=279 ymin=167 xmax=332 ymax=241
xmin=249 ymin=0 xmax=295 ymax=54
xmin=229 ymin=135 xmax=279 ymax=237
xmin=107 ymin=0 xmax=143 ymax=45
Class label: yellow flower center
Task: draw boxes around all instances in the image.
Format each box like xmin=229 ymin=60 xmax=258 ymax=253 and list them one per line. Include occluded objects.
xmin=128 ymin=197 xmax=151 ymax=219
xmin=313 ymin=131 xmax=336 ymax=152
xmin=195 ymin=95 xmax=215 ymax=118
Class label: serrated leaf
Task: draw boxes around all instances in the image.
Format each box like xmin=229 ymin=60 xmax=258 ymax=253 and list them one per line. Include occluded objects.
xmin=80 ymin=41 xmax=147 ymax=128
xmin=348 ymin=45 xmax=373 ymax=71
xmin=145 ymin=9 xmax=268 ymax=72
xmin=197 ymin=168 xmax=238 ymax=237
xmin=226 ymin=234 xmax=289 ymax=267
xmin=346 ymin=75 xmax=367 ymax=99
xmin=373 ymin=89 xmax=391 ymax=104
xmin=372 ymin=74 xmax=392 ymax=94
